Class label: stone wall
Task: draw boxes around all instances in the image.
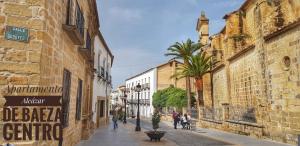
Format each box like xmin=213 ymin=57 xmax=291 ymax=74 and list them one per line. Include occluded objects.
xmin=264 ymin=24 xmax=300 ymax=143
xmin=0 ymin=1 xmax=47 ymax=145
xmin=198 ymin=0 xmax=300 ymax=144
xmin=0 ymin=0 xmax=99 ymax=146
xmin=156 ymin=60 xmax=187 ymax=90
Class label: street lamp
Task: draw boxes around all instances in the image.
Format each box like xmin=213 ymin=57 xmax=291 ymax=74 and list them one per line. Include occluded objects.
xmin=135 ymin=83 xmax=142 ymax=131
xmin=123 ymin=90 xmax=127 ymax=124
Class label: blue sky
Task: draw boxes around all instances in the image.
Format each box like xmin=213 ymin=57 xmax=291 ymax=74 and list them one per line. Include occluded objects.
xmin=96 ymin=0 xmax=245 ymax=88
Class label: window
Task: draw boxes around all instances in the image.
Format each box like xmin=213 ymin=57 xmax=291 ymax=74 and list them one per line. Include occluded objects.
xmin=75 ymin=79 xmax=83 ymax=121
xmin=85 ymin=32 xmax=91 ymax=50
xmin=65 ymin=0 xmax=74 ymax=25
xmin=75 ymin=2 xmax=84 ymax=37
xmin=62 ymin=69 xmax=71 ymax=127
xmin=97 ymin=53 xmax=101 ymax=72
xmin=103 ymin=59 xmax=106 ymax=77
xmin=100 ymin=100 xmax=105 ymax=117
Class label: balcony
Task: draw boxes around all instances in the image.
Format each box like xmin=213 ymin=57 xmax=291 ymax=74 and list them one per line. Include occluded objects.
xmin=131 ymin=87 xmax=135 ymax=91
xmin=145 ymin=83 xmax=150 ymax=89
xmin=63 ymin=0 xmax=85 ymax=45
xmin=105 ymin=72 xmax=109 ymax=81
xmin=107 ymin=75 xmax=112 ymax=84
xmin=79 ymin=32 xmax=92 ymax=59
xmin=100 ymin=67 xmax=105 ymax=78
xmin=145 ymin=99 xmax=150 ymax=105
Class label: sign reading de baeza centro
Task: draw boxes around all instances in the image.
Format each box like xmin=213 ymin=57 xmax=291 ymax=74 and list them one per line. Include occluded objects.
xmin=5 ymin=26 xmax=29 ymax=42
xmin=2 ymin=85 xmax=63 ymax=142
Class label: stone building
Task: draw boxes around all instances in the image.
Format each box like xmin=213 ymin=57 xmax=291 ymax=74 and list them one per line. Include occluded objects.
xmin=110 ymin=85 xmax=126 ymax=113
xmin=125 ymin=59 xmax=190 ymax=118
xmin=92 ymin=31 xmax=113 ymax=129
xmin=197 ymin=0 xmax=300 ymax=144
xmin=156 ymin=59 xmax=187 ymax=90
xmin=126 ymin=68 xmax=156 ymax=118
xmin=0 ymin=0 xmax=102 ymax=146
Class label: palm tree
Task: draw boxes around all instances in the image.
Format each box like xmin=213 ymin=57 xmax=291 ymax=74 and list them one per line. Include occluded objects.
xmin=173 ymin=51 xmax=212 ymax=113
xmin=165 ymin=39 xmax=202 ymax=111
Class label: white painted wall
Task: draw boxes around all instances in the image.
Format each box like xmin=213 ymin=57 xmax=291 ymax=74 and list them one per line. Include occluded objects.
xmin=125 ymin=68 xmax=157 ymax=118
xmin=92 ymin=35 xmax=113 ymax=123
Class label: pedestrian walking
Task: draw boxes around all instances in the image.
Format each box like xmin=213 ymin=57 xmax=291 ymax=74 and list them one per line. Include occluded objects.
xmin=182 ymin=114 xmax=188 ymax=129
xmin=172 ymin=110 xmax=178 ymax=129
xmin=112 ymin=113 xmax=118 ymax=130
xmin=184 ymin=113 xmax=191 ymax=130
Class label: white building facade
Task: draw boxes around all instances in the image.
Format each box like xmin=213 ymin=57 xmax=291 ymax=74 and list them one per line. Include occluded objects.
xmin=125 ymin=68 xmax=157 ymax=118
xmin=110 ymin=85 xmax=126 ymax=110
xmin=92 ymin=31 xmax=114 ymax=128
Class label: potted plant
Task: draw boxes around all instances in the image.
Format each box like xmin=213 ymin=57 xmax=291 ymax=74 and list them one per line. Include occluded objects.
xmin=144 ymin=110 xmax=166 ymax=141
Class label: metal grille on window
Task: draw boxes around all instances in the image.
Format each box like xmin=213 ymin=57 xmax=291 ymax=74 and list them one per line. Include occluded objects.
xmin=76 ymin=2 xmax=84 ymax=37
xmin=75 ymin=79 xmax=83 ymax=120
xmin=62 ymin=69 xmax=71 ymax=127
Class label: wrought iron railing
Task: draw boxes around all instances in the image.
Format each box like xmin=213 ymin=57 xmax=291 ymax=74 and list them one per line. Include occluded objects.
xmin=201 ymin=107 xmax=223 ymax=121
xmin=145 ymin=83 xmax=150 ymax=89
xmin=75 ymin=3 xmax=84 ymax=38
xmin=66 ymin=0 xmax=74 ymax=25
xmin=66 ymin=0 xmax=84 ymax=38
xmin=190 ymin=108 xmax=198 ymax=119
xmin=85 ymin=32 xmax=91 ymax=51
xmin=228 ymin=106 xmax=256 ymax=123
xmin=100 ymin=67 xmax=104 ymax=77
xmin=105 ymin=72 xmax=108 ymax=80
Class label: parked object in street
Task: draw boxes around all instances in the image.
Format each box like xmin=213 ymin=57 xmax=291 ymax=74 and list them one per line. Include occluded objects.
xmin=145 ymin=111 xmax=166 ymax=141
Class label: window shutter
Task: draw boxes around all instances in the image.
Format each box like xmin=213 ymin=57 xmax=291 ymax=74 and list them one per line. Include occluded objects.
xmin=100 ymin=100 xmax=105 ymax=117
xmin=75 ymin=79 xmax=83 ymax=120
xmin=62 ymin=69 xmax=71 ymax=128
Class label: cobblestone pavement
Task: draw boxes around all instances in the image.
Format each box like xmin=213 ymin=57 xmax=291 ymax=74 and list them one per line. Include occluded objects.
xmin=160 ymin=120 xmax=293 ymax=146
xmin=76 ymin=118 xmax=293 ymax=146
xmin=128 ymin=118 xmax=233 ymax=146
xmin=75 ymin=119 xmax=178 ymax=146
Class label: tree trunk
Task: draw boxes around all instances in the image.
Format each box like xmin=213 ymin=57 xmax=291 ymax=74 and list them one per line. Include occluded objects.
xmin=184 ymin=59 xmax=192 ymax=112
xmin=195 ymin=78 xmax=204 ymax=119
xmin=186 ymin=76 xmax=191 ymax=112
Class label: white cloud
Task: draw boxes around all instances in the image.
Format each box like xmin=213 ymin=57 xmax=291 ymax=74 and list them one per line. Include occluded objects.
xmin=111 ymin=47 xmax=166 ymax=87
xmin=109 ymin=6 xmax=142 ymax=22
xmin=211 ymin=0 xmax=243 ymax=8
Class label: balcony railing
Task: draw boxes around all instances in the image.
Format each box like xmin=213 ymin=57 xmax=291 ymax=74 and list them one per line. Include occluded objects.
xmin=145 ymin=83 xmax=150 ymax=89
xmin=100 ymin=67 xmax=104 ymax=78
xmin=129 ymin=99 xmax=150 ymax=105
xmin=79 ymin=32 xmax=92 ymax=58
xmin=105 ymin=72 xmax=108 ymax=80
xmin=63 ymin=0 xmax=85 ymax=45
xmin=75 ymin=3 xmax=84 ymax=38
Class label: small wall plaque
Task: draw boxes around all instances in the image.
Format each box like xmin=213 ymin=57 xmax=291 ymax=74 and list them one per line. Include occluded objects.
xmin=5 ymin=25 xmax=29 ymax=42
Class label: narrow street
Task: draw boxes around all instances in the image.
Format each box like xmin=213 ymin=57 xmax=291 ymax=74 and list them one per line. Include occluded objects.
xmin=76 ymin=118 xmax=233 ymax=146
xmin=75 ymin=117 xmax=293 ymax=146
xmin=128 ymin=119 xmax=233 ymax=146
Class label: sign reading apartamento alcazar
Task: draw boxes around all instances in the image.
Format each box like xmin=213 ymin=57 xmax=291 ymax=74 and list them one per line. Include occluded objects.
xmin=2 ymin=85 xmax=62 ymax=143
